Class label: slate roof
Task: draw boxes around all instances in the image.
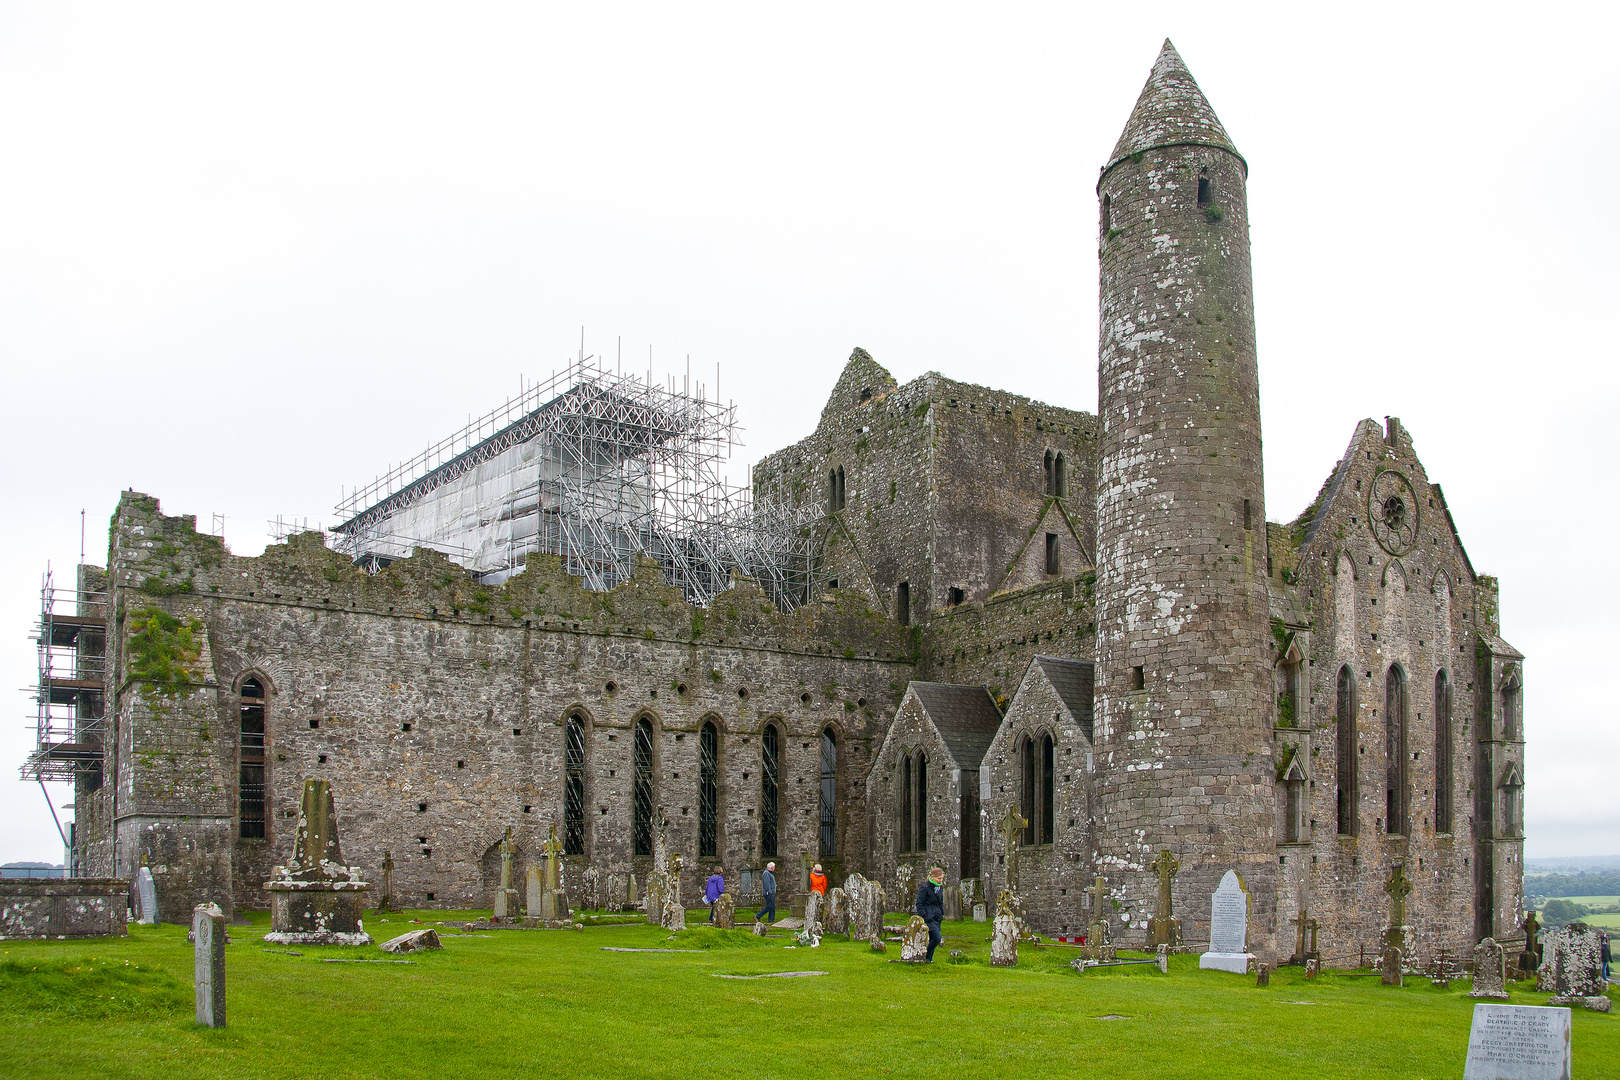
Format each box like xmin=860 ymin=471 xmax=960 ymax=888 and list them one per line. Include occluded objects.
xmin=1105 ymin=39 xmax=1244 ymax=176
xmin=1032 ymin=655 xmax=1096 ymax=742
xmin=909 ymin=683 xmax=1004 ymax=771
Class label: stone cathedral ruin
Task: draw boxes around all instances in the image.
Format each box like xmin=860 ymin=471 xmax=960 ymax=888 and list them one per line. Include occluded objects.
xmin=24 ymin=42 xmax=1525 ymax=965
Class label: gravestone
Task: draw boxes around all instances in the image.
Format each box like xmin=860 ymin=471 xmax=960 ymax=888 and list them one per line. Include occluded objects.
xmin=263 ymin=779 xmax=373 ymax=946
xmin=492 ymin=827 xmax=518 ymax=921
xmin=1083 ymin=875 xmax=1112 ymax=960
xmin=660 ymin=852 xmax=686 ymax=932
xmin=1255 ymin=963 xmax=1270 ymax=987
xmin=845 ymin=873 xmax=884 ymax=942
xmin=739 ymin=869 xmax=754 ymax=899
xmin=972 ymin=904 xmax=987 ymax=923
xmin=899 ymin=915 xmax=930 ymax=962
xmin=581 ymin=866 xmax=602 ymax=911
xmin=134 ymin=865 xmax=157 ymax=926
xmin=1147 ymin=849 xmax=1181 ymax=948
xmin=193 ymin=904 xmax=226 ymax=1028
xmin=375 ymin=850 xmax=397 ymax=913
xmin=1470 ymin=939 xmax=1510 ymax=1000
xmin=538 ymin=823 xmax=566 ymax=921
xmin=1539 ymin=926 xmax=1608 ymax=1009
xmin=824 ymin=887 xmax=849 ymax=936
xmin=752 ymin=919 xmax=767 ymax=937
xmin=803 ymin=888 xmax=823 ymax=938
xmin=894 ymin=865 xmax=914 ymax=914
xmin=1155 ymin=944 xmax=1169 ymax=974
xmin=626 ymin=873 xmax=638 ymax=910
xmin=525 ymin=865 xmax=544 ymax=918
xmin=942 ymin=885 xmax=961 ymax=922
xmin=1382 ymin=946 xmax=1404 ymax=987
xmin=1290 ymin=908 xmax=1315 ymax=965
xmin=1462 ymin=1004 xmax=1571 ymax=1080
xmin=990 ymin=890 xmax=1019 ymax=967
xmin=1198 ymin=870 xmax=1254 ymax=973
xmin=380 ymin=928 xmax=442 ymax=954
xmin=960 ymin=877 xmax=978 ymax=910
xmin=712 ymin=893 xmax=736 ymax=930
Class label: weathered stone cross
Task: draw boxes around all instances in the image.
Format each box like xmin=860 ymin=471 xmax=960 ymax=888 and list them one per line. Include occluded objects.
xmin=543 ymin=821 xmax=564 ymax=891
xmin=1088 ymin=875 xmax=1109 ymax=920
xmin=1153 ymin=849 xmax=1179 ymax=918
xmin=1293 ymin=908 xmax=1311 ymax=961
xmin=1384 ymin=861 xmax=1412 ymax=927
xmin=997 ymin=807 xmax=1027 ymax=894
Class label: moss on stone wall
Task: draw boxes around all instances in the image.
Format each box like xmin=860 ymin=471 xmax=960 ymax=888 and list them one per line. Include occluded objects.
xmin=126 ymin=607 xmax=204 ymax=698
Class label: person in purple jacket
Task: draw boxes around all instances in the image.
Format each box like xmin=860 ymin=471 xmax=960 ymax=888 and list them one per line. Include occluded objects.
xmin=704 ymin=869 xmax=725 ymax=922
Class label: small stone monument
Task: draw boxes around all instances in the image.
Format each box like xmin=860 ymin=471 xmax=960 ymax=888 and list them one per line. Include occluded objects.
xmin=1255 ymin=962 xmax=1270 ymax=987
xmin=942 ymin=885 xmax=961 ymax=922
xmin=263 ymin=779 xmax=372 ymax=946
xmin=526 ymin=865 xmax=544 ymax=918
xmin=845 ymin=873 xmax=885 ymax=942
xmin=1382 ymin=860 xmax=1412 ymax=954
xmin=1539 ymin=926 xmax=1609 ymax=1010
xmin=1381 ymin=946 xmax=1404 ymax=987
xmin=626 ymin=873 xmax=639 ymax=911
xmin=375 ymin=850 xmax=397 ymax=913
xmin=193 ymin=903 xmax=226 ymax=1028
xmin=380 ymin=927 xmax=442 ymax=954
xmin=803 ymin=888 xmax=824 ymax=938
xmin=894 ymin=864 xmax=914 ymax=914
xmin=997 ymin=807 xmax=1027 ymax=895
xmin=990 ymin=890 xmax=1019 ymax=967
xmin=1083 ymin=875 xmax=1114 ymax=962
xmin=1198 ymin=870 xmax=1255 ymax=973
xmin=134 ymin=861 xmax=157 ymax=926
xmin=824 ymin=887 xmax=849 ymax=936
xmin=1469 ymin=938 xmax=1510 ymax=1000
xmin=900 ymin=915 xmax=930 ymax=962
xmin=1290 ymin=907 xmax=1316 ymax=965
xmin=1147 ymin=849 xmax=1181 ymax=948
xmin=1462 ymin=1003 xmax=1571 ymax=1080
xmin=972 ymin=903 xmax=987 ymax=923
xmin=492 ymin=827 xmax=518 ymax=921
xmin=751 ymin=918 xmax=767 ymax=936
xmin=661 ymin=851 xmax=686 ymax=932
xmin=1518 ymin=910 xmax=1544 ymax=977
xmin=538 ymin=822 xmax=567 ymax=920
xmin=712 ymin=892 xmax=736 ymax=930
xmin=1155 ymin=944 xmax=1169 ymax=974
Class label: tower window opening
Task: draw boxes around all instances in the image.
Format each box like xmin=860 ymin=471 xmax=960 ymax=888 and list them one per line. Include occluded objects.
xmin=1197 ymin=177 xmax=1212 ymax=208
xmin=1243 ymin=498 xmax=1252 ymax=530
xmin=1101 ymin=194 xmax=1112 ymax=234
xmin=897 ymin=581 xmax=910 ymax=627
xmin=1130 ymin=666 xmax=1145 ymax=691
xmin=1055 ymin=453 xmax=1067 ymax=498
xmin=836 ymin=466 xmax=846 ymax=511
xmin=949 ymin=587 xmax=964 ymax=606
xmin=1043 ymin=450 xmax=1054 ymax=495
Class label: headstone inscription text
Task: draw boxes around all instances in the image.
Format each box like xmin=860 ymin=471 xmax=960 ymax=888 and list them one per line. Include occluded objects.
xmin=1209 ymin=876 xmax=1247 ymax=953
xmin=1462 ymin=1004 xmax=1571 ymax=1080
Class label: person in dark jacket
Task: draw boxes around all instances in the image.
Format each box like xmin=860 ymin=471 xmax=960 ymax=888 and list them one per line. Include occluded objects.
xmin=1602 ymin=932 xmax=1611 ymax=981
xmin=755 ymin=862 xmax=777 ymax=925
xmin=915 ymin=866 xmax=946 ymax=962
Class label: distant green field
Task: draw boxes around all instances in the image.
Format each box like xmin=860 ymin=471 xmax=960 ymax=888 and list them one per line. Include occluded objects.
xmin=1552 ymin=896 xmax=1620 ymax=908
xmin=1579 ymin=912 xmax=1620 ymax=930
xmin=1 ymin=909 xmax=1617 ymax=1080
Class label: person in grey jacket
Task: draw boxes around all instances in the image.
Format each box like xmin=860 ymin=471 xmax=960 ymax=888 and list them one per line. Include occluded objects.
xmin=755 ymin=862 xmax=777 ymax=924
xmin=915 ymin=866 xmax=946 ymax=962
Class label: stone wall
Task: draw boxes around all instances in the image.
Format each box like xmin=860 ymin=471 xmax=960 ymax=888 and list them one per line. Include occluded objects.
xmin=917 ymin=576 xmax=1095 ymax=699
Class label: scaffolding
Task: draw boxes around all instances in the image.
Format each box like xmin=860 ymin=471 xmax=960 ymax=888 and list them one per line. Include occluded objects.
xmin=331 ymin=353 xmax=820 ymax=611
xmin=20 ymin=567 xmax=107 ymax=784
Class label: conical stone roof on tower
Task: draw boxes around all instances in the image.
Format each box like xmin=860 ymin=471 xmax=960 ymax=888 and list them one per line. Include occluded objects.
xmin=1106 ymin=39 xmax=1244 ymax=174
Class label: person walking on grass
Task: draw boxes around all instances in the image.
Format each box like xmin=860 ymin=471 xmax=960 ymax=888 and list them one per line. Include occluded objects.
xmin=756 ymin=862 xmax=777 ymax=925
xmin=704 ymin=869 xmax=725 ymax=923
xmin=916 ymin=866 xmax=946 ymax=963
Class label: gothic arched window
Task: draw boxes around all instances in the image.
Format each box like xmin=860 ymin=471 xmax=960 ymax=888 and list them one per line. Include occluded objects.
xmin=915 ymin=752 xmax=928 ymax=852
xmin=818 ymin=728 xmax=838 ymax=858
xmin=1385 ymin=665 xmax=1409 ymax=836
xmin=1019 ymin=736 xmax=1036 ymax=844
xmin=238 ymin=678 xmax=266 ymax=839
xmin=1040 ymin=734 xmax=1055 ymax=844
xmin=699 ymin=721 xmax=719 ymax=858
xmin=633 ymin=718 xmax=656 ymax=857
xmin=899 ymin=754 xmax=913 ymax=854
xmin=564 ymin=713 xmax=587 ymax=855
xmin=760 ymin=724 xmax=780 ymax=858
xmin=1335 ymin=665 xmax=1358 ymax=836
xmin=1434 ymin=670 xmax=1452 ymax=835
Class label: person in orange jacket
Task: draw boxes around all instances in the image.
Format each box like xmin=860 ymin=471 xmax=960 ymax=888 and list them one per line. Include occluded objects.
xmin=810 ymin=863 xmax=829 ymax=895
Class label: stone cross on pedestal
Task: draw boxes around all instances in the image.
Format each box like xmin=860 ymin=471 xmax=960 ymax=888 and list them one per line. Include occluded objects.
xmin=494 ymin=826 xmax=517 ymax=921
xmin=1518 ymin=910 xmax=1543 ymax=974
xmin=1148 ymin=850 xmax=1180 ymax=947
xmin=1088 ymin=875 xmax=1108 ymax=921
xmin=376 ymin=850 xmax=396 ymax=913
xmin=1292 ymin=908 xmax=1312 ymax=963
xmin=1383 ymin=861 xmax=1412 ymax=950
xmin=997 ymin=807 xmax=1027 ymax=894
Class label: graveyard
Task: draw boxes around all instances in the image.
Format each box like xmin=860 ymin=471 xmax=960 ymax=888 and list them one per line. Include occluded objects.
xmin=1 ymin=908 xmax=1615 ymax=1080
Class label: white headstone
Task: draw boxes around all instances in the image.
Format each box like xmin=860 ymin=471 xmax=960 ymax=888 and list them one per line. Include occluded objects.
xmin=135 ymin=867 xmax=157 ymax=925
xmin=1198 ymin=870 xmax=1256 ymax=974
xmin=1463 ymin=1004 xmax=1571 ymax=1080
xmin=193 ymin=905 xmax=226 ymax=1028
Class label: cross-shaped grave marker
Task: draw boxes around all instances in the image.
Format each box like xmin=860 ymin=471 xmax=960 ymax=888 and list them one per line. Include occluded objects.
xmin=997 ymin=807 xmax=1027 ymax=894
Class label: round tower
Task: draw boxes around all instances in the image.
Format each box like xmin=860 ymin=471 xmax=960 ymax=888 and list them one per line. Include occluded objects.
xmin=1092 ymin=41 xmax=1277 ymax=953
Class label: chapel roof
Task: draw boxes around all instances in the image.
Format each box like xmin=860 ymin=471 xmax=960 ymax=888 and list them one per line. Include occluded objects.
xmin=909 ymin=682 xmax=1004 ymax=770
xmin=1105 ymin=39 xmax=1244 ymax=177
xmin=1031 ymin=655 xmax=1096 ymax=742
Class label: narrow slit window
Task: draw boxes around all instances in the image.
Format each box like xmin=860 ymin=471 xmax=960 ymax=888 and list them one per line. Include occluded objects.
xmin=818 ymin=728 xmax=837 ymax=858
xmin=915 ymin=752 xmax=928 ymax=851
xmin=1385 ymin=665 xmax=1409 ymax=836
xmin=1434 ymin=671 xmax=1452 ymax=834
xmin=899 ymin=754 xmax=913 ymax=853
xmin=1197 ymin=176 xmax=1212 ymax=208
xmin=633 ymin=718 xmax=655 ymax=857
xmin=897 ymin=581 xmax=910 ymax=627
xmin=1043 ymin=450 xmax=1054 ymax=495
xmin=698 ymin=721 xmax=719 ymax=858
xmin=1045 ymin=533 xmax=1060 ymax=575
xmin=1101 ymin=193 xmax=1112 ymax=234
xmin=1019 ymin=737 xmax=1036 ymax=845
xmin=1336 ymin=665 xmax=1358 ymax=836
xmin=565 ymin=713 xmax=586 ymax=855
xmin=1055 ymin=453 xmax=1067 ymax=498
xmin=1040 ymin=734 xmax=1055 ymax=844
xmin=760 ymin=724 xmax=780 ymax=858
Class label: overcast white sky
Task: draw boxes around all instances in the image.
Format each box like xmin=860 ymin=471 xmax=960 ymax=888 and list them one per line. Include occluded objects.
xmin=2 ymin=3 xmax=1615 ymax=865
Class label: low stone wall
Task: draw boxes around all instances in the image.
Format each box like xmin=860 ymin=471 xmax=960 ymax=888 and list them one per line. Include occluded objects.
xmin=0 ymin=878 xmax=130 ymax=940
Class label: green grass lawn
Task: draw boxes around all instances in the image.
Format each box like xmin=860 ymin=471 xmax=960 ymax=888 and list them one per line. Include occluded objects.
xmin=3 ymin=909 xmax=1617 ymax=1080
